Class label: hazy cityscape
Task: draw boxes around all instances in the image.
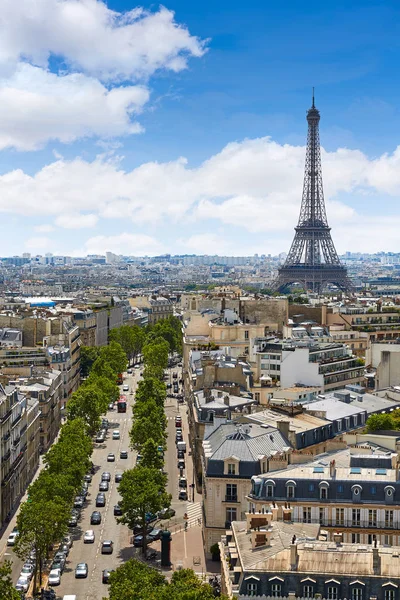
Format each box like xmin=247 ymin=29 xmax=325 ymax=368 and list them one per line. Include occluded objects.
xmin=2 ymin=1 xmax=400 ymax=600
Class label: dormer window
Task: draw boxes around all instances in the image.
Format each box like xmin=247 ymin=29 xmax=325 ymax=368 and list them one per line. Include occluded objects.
xmin=228 ymin=463 xmax=236 ymax=475
xmin=385 ymin=486 xmax=395 ymax=504
xmin=285 ymin=480 xmax=296 ymax=499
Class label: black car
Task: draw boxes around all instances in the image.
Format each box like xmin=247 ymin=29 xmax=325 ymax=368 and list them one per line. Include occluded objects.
xmin=113 ymin=504 xmax=122 ymax=516
xmin=51 ymin=558 xmax=65 ymax=574
xmin=101 ymin=472 xmax=111 ymax=482
xmin=96 ymin=493 xmax=106 ymax=507
xmin=83 ymin=473 xmax=92 ymax=483
xmin=99 ymin=481 xmax=109 ymax=492
xmin=175 ymin=432 xmax=183 ymax=443
xmin=68 ymin=515 xmax=78 ymax=527
xmin=120 ymin=450 xmax=128 ymax=459
xmin=133 ymin=523 xmax=153 ymax=535
xmin=115 ymin=472 xmax=123 ymax=483
xmin=177 ymin=450 xmax=184 ymax=459
xmin=148 ymin=528 xmax=162 ymax=542
xmin=90 ymin=511 xmax=102 ymax=525
xmin=102 ymin=569 xmax=115 ymax=584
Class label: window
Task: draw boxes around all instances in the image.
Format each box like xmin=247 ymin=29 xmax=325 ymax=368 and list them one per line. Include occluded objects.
xmin=376 ymin=468 xmax=387 ymax=475
xmin=227 ymin=463 xmax=236 ymax=475
xmin=226 ymin=484 xmax=237 ymax=501
xmin=271 ymin=584 xmax=281 ymax=597
xmin=350 ymin=467 xmax=362 ymax=474
xmin=328 ymin=587 xmax=338 ymax=600
xmin=368 ymin=509 xmax=377 ymax=527
xmin=244 ymin=330 xmax=249 ymax=340
xmin=337 ymin=484 xmax=344 ymax=493
xmin=386 ymin=511 xmax=394 ymax=528
xmin=319 ymin=507 xmax=325 ymax=525
xmin=385 ymin=590 xmax=395 ymax=600
xmin=287 ymin=485 xmax=295 ymax=499
xmin=255 ymin=393 xmax=260 ymax=402
xmin=352 ymin=587 xmax=362 ymax=600
xmin=352 ymin=533 xmax=360 ymax=543
xmin=303 ymin=585 xmax=314 ymax=598
xmin=247 ymin=582 xmax=257 ymax=596
xmin=266 ymin=485 xmax=274 ymax=498
xmin=337 ymin=419 xmax=342 ymax=431
xmin=320 ymin=487 xmax=328 ymax=500
xmin=245 ymin=346 xmax=249 ymax=355
xmin=384 ymin=535 xmax=393 ymax=546
xmin=226 ymin=507 xmax=237 ymax=525
xmin=336 ymin=508 xmax=344 ymax=526
xmin=303 ymin=507 xmax=311 ymax=523
xmin=309 ymin=483 xmax=315 ymax=492
xmin=371 ymin=486 xmax=377 ymax=495
xmin=352 ymin=509 xmax=360 ymax=526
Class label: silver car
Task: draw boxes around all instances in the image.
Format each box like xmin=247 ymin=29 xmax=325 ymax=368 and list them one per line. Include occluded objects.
xmin=75 ymin=562 xmax=88 ymax=578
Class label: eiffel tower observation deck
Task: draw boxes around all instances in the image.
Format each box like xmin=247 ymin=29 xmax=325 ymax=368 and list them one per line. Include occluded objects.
xmin=274 ymin=94 xmax=352 ymax=293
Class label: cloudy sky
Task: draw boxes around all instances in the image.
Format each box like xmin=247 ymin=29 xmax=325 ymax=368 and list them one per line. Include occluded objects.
xmin=1 ymin=0 xmax=400 ymax=257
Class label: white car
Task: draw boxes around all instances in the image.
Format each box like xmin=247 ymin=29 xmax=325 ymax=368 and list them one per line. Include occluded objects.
xmin=20 ymin=563 xmax=34 ymax=580
xmin=112 ymin=430 xmax=120 ymax=440
xmin=7 ymin=531 xmax=18 ymax=546
xmin=122 ymin=385 xmax=129 ymax=392
xmin=83 ymin=529 xmax=95 ymax=543
xmin=48 ymin=568 xmax=61 ymax=586
xmin=15 ymin=576 xmax=29 ymax=592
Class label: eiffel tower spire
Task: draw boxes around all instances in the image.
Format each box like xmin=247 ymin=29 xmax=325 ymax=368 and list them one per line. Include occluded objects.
xmin=274 ymin=95 xmax=351 ymax=293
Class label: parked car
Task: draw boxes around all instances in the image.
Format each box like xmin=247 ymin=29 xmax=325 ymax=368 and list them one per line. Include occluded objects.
xmin=175 ymin=431 xmax=183 ymax=442
xmin=83 ymin=473 xmax=92 ymax=483
xmin=48 ymin=568 xmax=61 ymax=586
xmin=177 ymin=459 xmax=185 ymax=470
xmin=84 ymin=529 xmax=95 ymax=543
xmin=68 ymin=514 xmax=78 ymax=527
xmin=102 ymin=569 xmax=115 ymax=583
xmin=75 ymin=562 xmax=88 ymax=578
xmin=178 ymin=490 xmax=188 ymax=501
xmin=15 ymin=576 xmax=29 ymax=592
xmin=99 ymin=481 xmax=109 ymax=492
xmin=112 ymin=430 xmax=120 ymax=440
xmin=7 ymin=532 xmax=18 ymax=546
xmin=158 ymin=507 xmax=176 ymax=519
xmin=177 ymin=450 xmax=185 ymax=459
xmin=62 ymin=535 xmax=73 ymax=548
xmin=59 ymin=543 xmax=70 ymax=556
xmin=133 ymin=523 xmax=153 ymax=535
xmin=101 ymin=540 xmax=114 ymax=554
xmin=108 ymin=401 xmax=114 ymax=410
xmin=74 ymin=496 xmax=84 ymax=508
xmin=96 ymin=493 xmax=106 ymax=507
xmin=102 ymin=472 xmax=111 ymax=481
xmin=113 ymin=504 xmax=122 ymax=516
xmin=91 ymin=511 xmax=102 ymax=525
xmin=107 ymin=453 xmax=116 ymax=462
xmin=148 ymin=528 xmax=162 ymax=542
xmin=20 ymin=563 xmax=34 ymax=580
xmin=115 ymin=472 xmax=123 ymax=483
xmin=179 ymin=477 xmax=187 ymax=488
xmin=120 ymin=450 xmax=128 ymax=459
xmin=133 ymin=534 xmax=145 ymax=547
xmin=96 ymin=433 xmax=105 ymax=443
xmin=51 ymin=558 xmax=64 ymax=574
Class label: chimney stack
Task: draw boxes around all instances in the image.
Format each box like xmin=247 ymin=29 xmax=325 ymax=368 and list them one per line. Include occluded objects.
xmin=373 ymin=540 xmax=380 ymax=574
xmin=277 ymin=420 xmax=290 ymax=440
xmin=224 ymin=395 xmax=230 ymax=406
xmin=330 ymin=459 xmax=336 ymax=478
xmin=290 ymin=538 xmax=298 ymax=571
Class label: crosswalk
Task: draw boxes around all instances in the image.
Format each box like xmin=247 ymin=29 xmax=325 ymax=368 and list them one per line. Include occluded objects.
xmin=186 ymin=501 xmax=202 ymax=527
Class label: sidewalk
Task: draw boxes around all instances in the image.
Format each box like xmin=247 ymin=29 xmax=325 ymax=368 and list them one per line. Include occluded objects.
xmin=169 ymin=521 xmax=220 ymax=577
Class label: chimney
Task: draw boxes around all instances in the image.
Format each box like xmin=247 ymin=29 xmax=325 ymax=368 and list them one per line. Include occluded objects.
xmin=224 ymin=395 xmax=230 ymax=406
xmin=277 ymin=420 xmax=290 ymax=440
xmin=218 ymin=390 xmax=223 ymax=398
xmin=373 ymin=540 xmax=380 ymax=574
xmin=270 ymin=505 xmax=279 ymax=521
xmin=290 ymin=538 xmax=298 ymax=571
xmin=330 ymin=460 xmax=336 ymax=478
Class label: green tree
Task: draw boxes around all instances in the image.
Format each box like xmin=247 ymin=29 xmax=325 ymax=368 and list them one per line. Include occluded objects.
xmin=44 ymin=418 xmax=92 ymax=487
xmin=135 ymin=377 xmax=167 ymax=407
xmin=108 ymin=559 xmax=165 ymax=600
xmin=161 ymin=569 xmax=230 ymax=600
xmin=90 ymin=356 xmax=118 ymax=382
xmin=15 ymin=498 xmax=70 ymax=592
xmin=86 ymin=373 xmax=120 ymax=403
xmin=109 ymin=325 xmax=145 ymax=365
xmin=142 ymin=364 xmax=165 ymax=381
xmin=366 ymin=413 xmax=395 ymax=432
xmin=118 ymin=467 xmax=171 ymax=554
xmin=0 ymin=561 xmax=22 ymax=600
xmin=80 ymin=346 xmax=100 ymax=378
xmin=132 ymin=398 xmax=165 ymax=425
xmin=130 ymin=415 xmax=166 ymax=451
xmin=67 ymin=384 xmax=109 ymax=434
xmin=142 ymin=338 xmax=169 ymax=371
xmin=139 ymin=438 xmax=164 ymax=470
xmin=28 ymin=470 xmax=76 ymax=505
xmin=99 ymin=341 xmax=127 ymax=374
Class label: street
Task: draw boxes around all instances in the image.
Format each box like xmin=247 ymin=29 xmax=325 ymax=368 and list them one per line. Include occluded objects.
xmin=0 ymin=363 xmax=201 ymax=598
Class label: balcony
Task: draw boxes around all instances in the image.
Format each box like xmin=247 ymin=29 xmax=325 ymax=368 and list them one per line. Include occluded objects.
xmin=2 ymin=432 xmax=10 ymax=442
xmin=0 ymin=409 xmax=12 ymax=423
xmin=11 ymin=414 xmax=22 ymax=429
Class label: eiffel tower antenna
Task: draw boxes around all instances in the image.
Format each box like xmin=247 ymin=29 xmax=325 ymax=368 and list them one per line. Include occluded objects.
xmin=273 ymin=97 xmax=352 ymax=293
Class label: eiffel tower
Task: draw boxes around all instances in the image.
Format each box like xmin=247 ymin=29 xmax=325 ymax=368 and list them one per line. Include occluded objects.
xmin=274 ymin=93 xmax=351 ymax=293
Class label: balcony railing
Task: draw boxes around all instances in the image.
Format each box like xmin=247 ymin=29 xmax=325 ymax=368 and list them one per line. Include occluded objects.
xmin=300 ymin=518 xmax=398 ymax=529
xmin=0 ymin=409 xmax=12 ymax=423
xmin=11 ymin=414 xmax=22 ymax=429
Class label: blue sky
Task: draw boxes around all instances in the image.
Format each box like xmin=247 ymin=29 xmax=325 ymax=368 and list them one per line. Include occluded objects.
xmin=1 ymin=0 xmax=400 ymax=256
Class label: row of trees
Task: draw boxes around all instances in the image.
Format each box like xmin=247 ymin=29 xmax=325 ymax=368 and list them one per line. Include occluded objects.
xmin=118 ymin=333 xmax=171 ymax=555
xmin=12 ymin=340 xmax=128 ymax=594
xmin=366 ymin=409 xmax=400 ymax=432
xmin=107 ymin=561 xmax=228 ymax=600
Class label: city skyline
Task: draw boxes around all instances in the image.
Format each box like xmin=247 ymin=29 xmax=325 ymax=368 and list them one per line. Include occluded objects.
xmin=2 ymin=1 xmax=400 ymax=257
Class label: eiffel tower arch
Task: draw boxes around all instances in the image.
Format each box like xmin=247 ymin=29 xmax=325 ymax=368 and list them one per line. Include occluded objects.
xmin=273 ymin=95 xmax=352 ymax=293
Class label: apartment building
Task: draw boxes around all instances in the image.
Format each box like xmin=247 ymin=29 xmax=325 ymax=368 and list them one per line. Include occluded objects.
xmin=202 ymin=421 xmax=290 ymax=550
xmin=0 ymin=384 xmax=40 ymax=525
xmin=220 ymin=510 xmax=400 ymax=600
xmin=248 ymin=451 xmax=400 ymax=547
xmin=19 ymin=370 xmax=62 ymax=453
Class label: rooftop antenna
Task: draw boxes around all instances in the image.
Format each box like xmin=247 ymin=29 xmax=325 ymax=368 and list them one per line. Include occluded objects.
xmin=312 ymin=87 xmax=315 ymax=108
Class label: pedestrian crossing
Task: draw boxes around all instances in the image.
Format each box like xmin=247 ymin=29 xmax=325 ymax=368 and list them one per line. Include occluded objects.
xmin=186 ymin=501 xmax=202 ymax=527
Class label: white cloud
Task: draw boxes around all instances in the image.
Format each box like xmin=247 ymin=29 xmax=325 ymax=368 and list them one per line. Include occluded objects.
xmin=34 ymin=224 xmax=54 ymax=233
xmin=81 ymin=233 xmax=163 ymax=256
xmin=25 ymin=236 xmax=51 ymax=251
xmin=0 ymin=1 xmax=207 ymax=81
xmin=3 ymin=135 xmax=400 ymax=252
xmin=0 ymin=64 xmax=149 ymax=150
xmin=55 ymin=213 xmax=98 ymax=229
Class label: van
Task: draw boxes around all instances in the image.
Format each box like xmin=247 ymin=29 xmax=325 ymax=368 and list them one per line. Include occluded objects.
xmin=177 ymin=441 xmax=186 ymax=453
xmin=63 ymin=596 xmax=77 ymax=600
